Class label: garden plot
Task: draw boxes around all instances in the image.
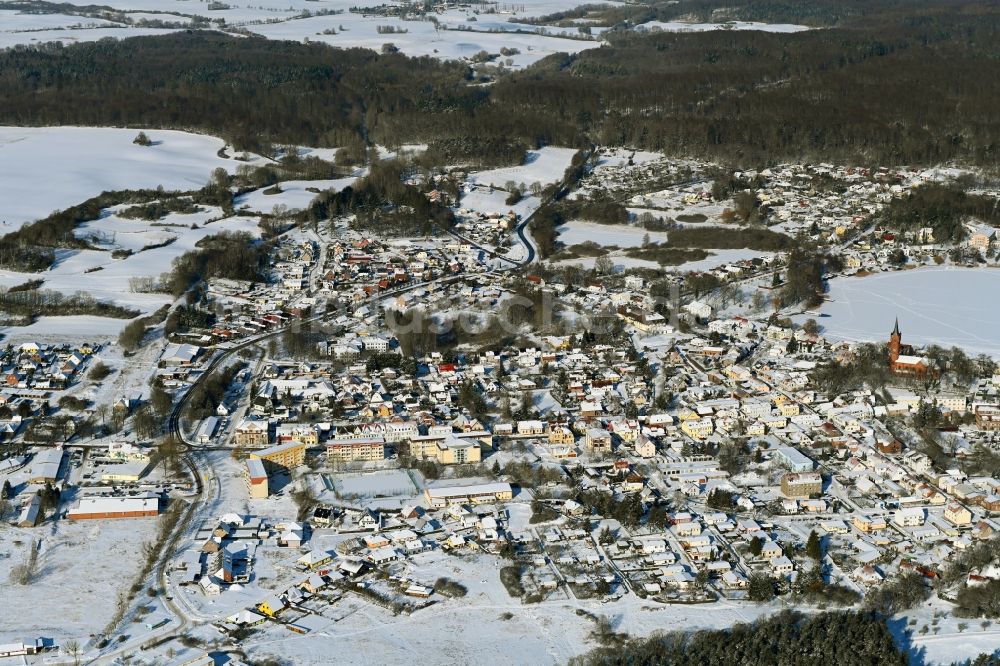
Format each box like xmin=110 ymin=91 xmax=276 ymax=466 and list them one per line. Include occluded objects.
xmin=332 ymin=469 xmax=419 ymax=500
xmin=0 ymin=126 xmax=263 ymax=230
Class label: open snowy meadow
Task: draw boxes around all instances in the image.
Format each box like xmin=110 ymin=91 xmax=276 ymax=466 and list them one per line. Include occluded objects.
xmin=0 ymin=0 xmax=811 ymax=64
xmin=0 ymin=126 xmax=263 ymax=231
xmin=0 ymin=126 xmax=270 ymax=339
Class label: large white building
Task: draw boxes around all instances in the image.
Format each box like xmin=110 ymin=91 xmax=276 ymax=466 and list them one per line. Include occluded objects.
xmin=424 ymin=482 xmax=513 ymax=508
xmin=68 ymin=495 xmax=159 ymax=520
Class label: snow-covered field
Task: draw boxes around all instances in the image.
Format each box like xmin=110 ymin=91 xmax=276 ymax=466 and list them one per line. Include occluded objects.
xmin=637 ymin=20 xmax=810 ymax=33
xmin=591 ymin=148 xmax=664 ymax=169
xmin=0 ymin=0 xmax=608 ymax=64
xmin=0 ymin=211 xmax=261 ymax=339
xmin=234 ymin=177 xmax=357 ymax=215
xmin=247 ymin=12 xmax=600 ymax=68
xmin=804 ymin=267 xmax=1000 ymax=356
xmin=469 ymin=147 xmax=579 ymax=190
xmin=332 ymin=469 xmax=418 ymax=498
xmin=241 ymin=578 xmax=774 ymax=666
xmin=0 ymin=126 xmax=272 ymax=340
xmin=554 ymin=249 xmax=773 ymax=274
xmin=558 ymin=220 xmax=669 ymax=248
xmin=5 ymin=315 xmax=139 ymax=339
xmin=0 ymin=518 xmax=159 ymax=644
xmin=0 ymin=0 xmax=816 ymax=64
xmin=555 ymin=221 xmax=775 ymax=272
xmin=0 ymin=8 xmax=118 ymax=31
xmin=458 ymin=187 xmax=541 ymax=220
xmin=0 ymin=12 xmax=180 ymax=49
xmin=0 ymin=126 xmax=262 ymax=230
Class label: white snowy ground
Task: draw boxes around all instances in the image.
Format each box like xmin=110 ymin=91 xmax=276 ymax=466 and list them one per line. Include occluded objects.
xmin=247 ymin=12 xmax=601 ymax=68
xmin=0 ymin=9 xmax=118 ymax=31
xmin=677 ymin=249 xmax=776 ymax=272
xmin=555 ymin=220 xmax=775 ymax=273
xmin=0 ymin=210 xmax=261 ymax=339
xmin=591 ymin=148 xmax=664 ymax=169
xmin=0 ymin=0 xmax=813 ymax=63
xmin=558 ymin=220 xmax=669 ymax=248
xmin=0 ymin=0 xmax=609 ymax=65
xmin=637 ymin=20 xmax=811 ymax=33
xmin=0 ymin=126 xmax=270 ymax=340
xmin=239 ymin=584 xmax=776 ymax=666
xmin=0 ymin=13 xmax=180 ymax=49
xmin=892 ymin=596 xmax=1000 ymax=665
xmin=468 ymin=147 xmax=580 ymax=190
xmin=332 ymin=469 xmax=417 ymax=497
xmin=458 ymin=188 xmax=541 ymax=220
xmin=234 ymin=177 xmax=357 ymax=215
xmin=799 ymin=267 xmax=1000 ymax=357
xmin=0 ymin=126 xmax=264 ymax=231
xmin=0 ymin=518 xmax=159 ymax=644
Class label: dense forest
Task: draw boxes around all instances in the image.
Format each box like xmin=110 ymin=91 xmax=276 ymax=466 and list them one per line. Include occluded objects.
xmin=164 ymin=231 xmax=270 ymax=296
xmin=0 ymin=34 xmax=495 ymax=161
xmin=569 ymin=610 xmax=906 ymax=666
xmin=880 ymin=182 xmax=1000 ymax=243
xmin=305 ymin=160 xmax=456 ymax=235
xmin=2 ymin=1 xmax=1000 ymax=167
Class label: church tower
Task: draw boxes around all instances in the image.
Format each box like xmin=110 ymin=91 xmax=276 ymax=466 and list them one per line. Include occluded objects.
xmin=888 ymin=318 xmax=902 ymax=363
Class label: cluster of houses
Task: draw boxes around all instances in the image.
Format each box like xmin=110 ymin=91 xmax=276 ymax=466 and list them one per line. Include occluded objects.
xmin=192 ymin=493 xmax=519 ymax=629
xmin=193 ymin=237 xmax=319 ymax=344
xmin=1 ymin=341 xmax=97 ymax=392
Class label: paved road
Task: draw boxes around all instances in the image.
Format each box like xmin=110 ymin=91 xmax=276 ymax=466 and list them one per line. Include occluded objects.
xmin=127 ymin=196 xmax=550 ymax=648
xmin=114 ymin=151 xmax=606 ymax=651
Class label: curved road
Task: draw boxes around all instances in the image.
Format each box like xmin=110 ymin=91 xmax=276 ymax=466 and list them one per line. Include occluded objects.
xmin=104 ymin=151 xmax=602 ymax=656
xmin=111 ymin=191 xmax=550 ymax=655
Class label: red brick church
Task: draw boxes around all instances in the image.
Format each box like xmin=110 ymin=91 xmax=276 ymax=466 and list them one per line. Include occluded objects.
xmin=888 ymin=319 xmax=931 ymax=376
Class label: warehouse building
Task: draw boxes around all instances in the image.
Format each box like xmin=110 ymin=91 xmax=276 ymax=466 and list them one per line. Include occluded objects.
xmin=67 ymin=494 xmax=160 ymax=520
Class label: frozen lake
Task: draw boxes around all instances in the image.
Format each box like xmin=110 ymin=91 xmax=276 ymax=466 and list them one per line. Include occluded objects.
xmin=804 ymin=267 xmax=1000 ymax=357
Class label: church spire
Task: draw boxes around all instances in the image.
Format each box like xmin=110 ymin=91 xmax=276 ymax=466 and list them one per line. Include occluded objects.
xmin=891 ymin=317 xmax=900 ymax=337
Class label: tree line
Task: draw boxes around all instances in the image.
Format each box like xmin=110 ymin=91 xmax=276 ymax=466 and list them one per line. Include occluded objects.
xmin=0 ymin=287 xmax=139 ymax=322
xmin=305 ymin=159 xmax=455 ymax=235
xmin=880 ymin=182 xmax=1000 ymax=244
xmin=569 ymin=610 xmax=906 ymax=666
xmin=163 ymin=231 xmax=270 ymax=297
xmin=4 ymin=9 xmax=1000 ymax=172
